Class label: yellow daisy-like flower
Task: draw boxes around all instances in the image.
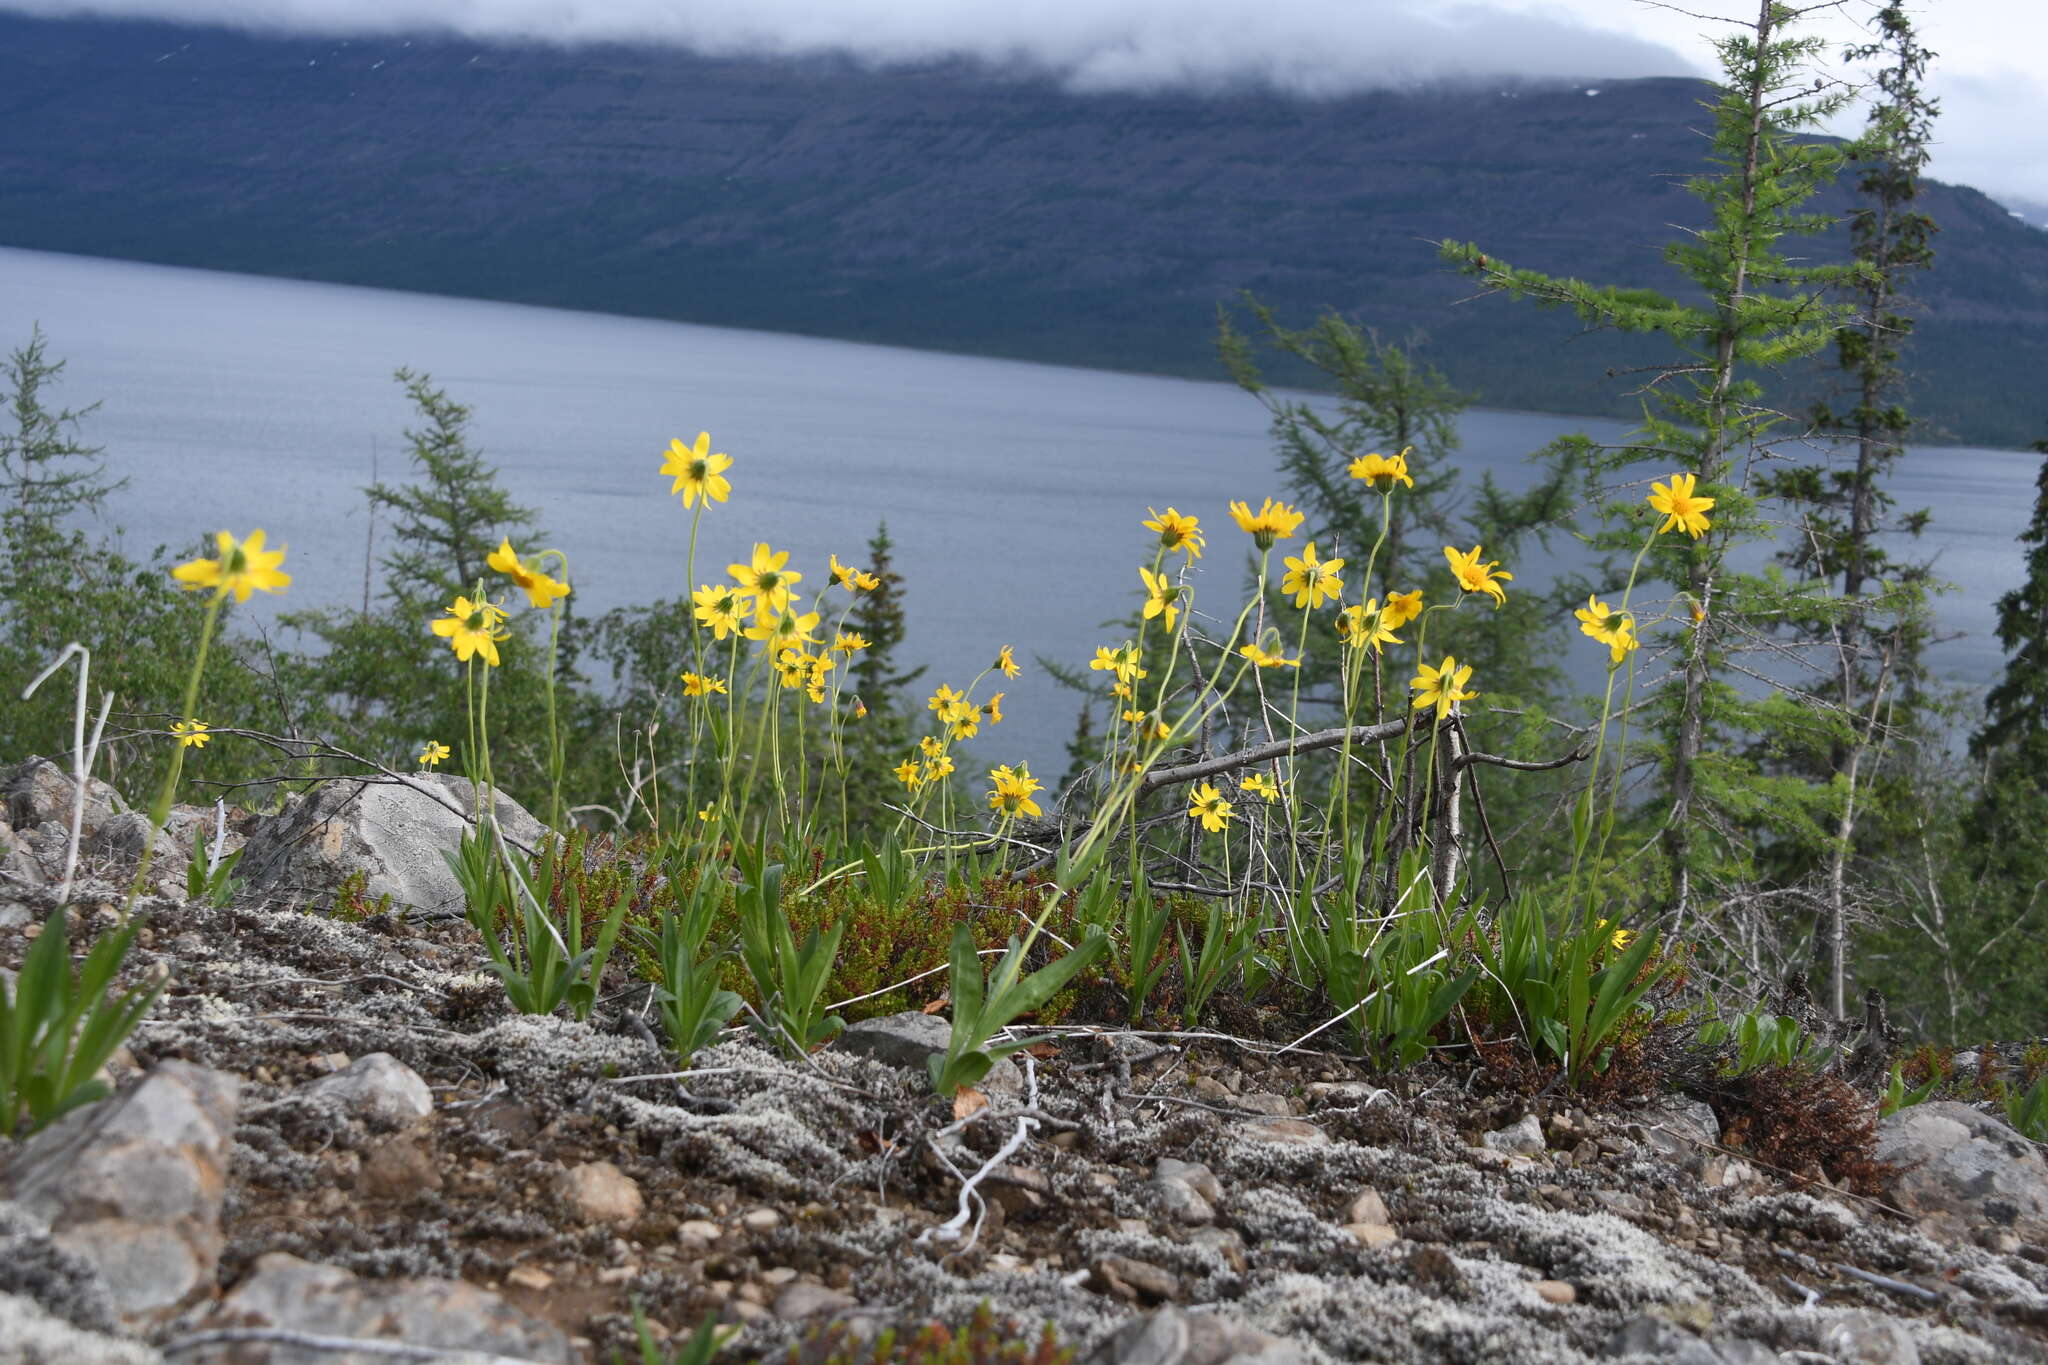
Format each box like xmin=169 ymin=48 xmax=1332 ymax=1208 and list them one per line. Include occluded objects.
xmin=172 ymin=529 xmax=291 ymax=603
xmin=986 ymin=763 xmax=1044 ymax=819
xmin=923 ymin=753 xmax=956 ymax=782
xmin=852 ymin=698 xmax=868 ymax=719
xmin=1187 ymin=782 xmax=1235 ymax=833
xmin=1112 ymin=681 xmax=1136 ymax=701
xmin=772 ymin=648 xmax=813 ymax=689
xmin=1227 ymin=497 xmax=1306 ymax=550
xmin=1280 ymin=541 xmax=1345 ymax=611
xmin=919 ymin=735 xmax=947 ymax=759
xmin=1090 ymin=644 xmax=1147 ymax=685
xmin=1575 ymin=594 xmax=1620 ymax=643
xmin=1648 ymin=472 xmax=1715 ymax=539
xmin=1411 ymin=655 xmax=1477 ymax=720
xmin=680 ymin=671 xmax=727 ymax=696
xmin=1444 ymin=544 xmax=1513 ymax=607
xmin=431 ymin=595 xmax=509 ymax=667
xmin=1382 ymin=589 xmax=1425 ymax=629
xmin=1139 ymin=566 xmax=1182 ymax=631
xmin=1610 ymin=926 xmax=1636 ymax=951
xmin=661 ymin=432 xmax=733 ymax=509
xmin=994 ymin=645 xmax=1020 ymax=679
xmin=486 ymin=538 xmax=571 ymax=610
xmin=805 ymin=656 xmax=834 ymax=705
xmin=418 ymin=740 xmax=451 ymax=768
xmin=1336 ymin=601 xmax=1402 ymax=653
xmin=928 ymin=684 xmax=963 ymax=714
xmin=1144 ymin=507 xmax=1205 ymax=559
xmin=743 ymin=605 xmax=821 ymax=650
xmin=691 ymin=584 xmax=748 ymax=640
xmin=893 ymin=758 xmax=924 ymax=789
xmin=697 ymin=805 xmax=718 ymax=823
xmin=1238 ymin=642 xmax=1301 ymax=669
xmin=729 ymin=543 xmax=802 ymax=617
xmin=171 ymin=719 xmax=211 ymax=749
xmin=940 ymin=697 xmax=980 ymax=741
xmin=1347 ymin=448 xmax=1414 ymax=491
xmin=1240 ymin=772 xmax=1281 ymax=803
xmin=1607 ymin=616 xmax=1639 ymax=666
xmin=833 ymin=631 xmax=870 ymax=656
xmin=983 ymin=692 xmax=1005 ymax=725
xmin=829 ymin=554 xmax=879 ymax=592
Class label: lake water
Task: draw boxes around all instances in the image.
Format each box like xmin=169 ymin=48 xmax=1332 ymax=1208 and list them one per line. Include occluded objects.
xmin=1 ymin=245 xmax=2034 ymax=777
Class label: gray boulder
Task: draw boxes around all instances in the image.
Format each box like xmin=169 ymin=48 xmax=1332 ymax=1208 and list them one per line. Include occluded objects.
xmin=300 ymin=1053 xmax=434 ymax=1129
xmin=190 ymin=1252 xmax=574 ymax=1364
xmin=0 ymin=1061 xmax=241 ymax=1328
xmin=835 ymin=1011 xmax=1023 ymax=1094
xmin=1872 ymin=1100 xmax=2048 ymax=1246
xmin=240 ymin=774 xmax=546 ymax=917
xmin=1084 ymin=1306 xmax=1314 ymax=1365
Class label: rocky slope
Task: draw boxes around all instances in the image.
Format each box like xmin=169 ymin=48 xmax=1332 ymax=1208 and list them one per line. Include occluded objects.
xmin=1 ymin=756 xmax=2045 ymax=1364
xmin=3 ymin=13 xmax=2046 ymax=447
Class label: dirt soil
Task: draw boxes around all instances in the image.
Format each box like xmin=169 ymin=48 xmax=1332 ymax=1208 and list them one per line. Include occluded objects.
xmin=4 ymin=876 xmax=2048 ymax=1364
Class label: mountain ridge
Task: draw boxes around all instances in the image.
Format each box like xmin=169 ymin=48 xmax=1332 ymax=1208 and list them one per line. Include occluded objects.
xmin=1 ymin=11 xmax=2044 ymax=448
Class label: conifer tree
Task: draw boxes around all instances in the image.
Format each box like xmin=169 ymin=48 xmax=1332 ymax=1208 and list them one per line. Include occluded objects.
xmin=1441 ymin=1 xmax=1860 ymax=934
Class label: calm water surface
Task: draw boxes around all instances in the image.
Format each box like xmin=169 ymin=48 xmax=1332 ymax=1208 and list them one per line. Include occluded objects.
xmin=1 ymin=246 xmax=2033 ymax=776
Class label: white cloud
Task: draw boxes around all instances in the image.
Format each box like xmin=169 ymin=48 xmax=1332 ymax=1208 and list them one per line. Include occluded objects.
xmin=7 ymin=0 xmax=2046 ymax=201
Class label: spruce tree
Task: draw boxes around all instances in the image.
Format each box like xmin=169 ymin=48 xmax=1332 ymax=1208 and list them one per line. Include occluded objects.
xmin=1441 ymin=1 xmax=1861 ymax=936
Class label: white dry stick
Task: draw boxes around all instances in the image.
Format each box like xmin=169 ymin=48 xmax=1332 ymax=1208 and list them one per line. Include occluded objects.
xmin=917 ymin=1053 xmax=1041 ymax=1252
xmin=19 ymin=642 xmax=114 ymax=905
xmin=208 ymin=798 xmax=229 ymax=877
xmin=159 ymin=1326 xmax=541 ymax=1362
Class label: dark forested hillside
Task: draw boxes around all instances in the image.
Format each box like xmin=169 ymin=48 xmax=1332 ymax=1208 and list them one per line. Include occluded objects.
xmin=2 ymin=11 xmax=2044 ymax=445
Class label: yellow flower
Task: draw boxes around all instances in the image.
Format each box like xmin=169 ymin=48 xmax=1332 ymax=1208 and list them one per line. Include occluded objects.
xmin=994 ymin=645 xmax=1020 ymax=679
xmin=941 ymin=697 xmax=981 ymax=741
xmin=680 ymin=671 xmax=727 ymax=696
xmin=418 ymin=740 xmax=450 ymax=768
xmin=743 ymin=605 xmax=821 ymax=650
xmin=1139 ymin=566 xmax=1182 ymax=631
xmin=1444 ymin=544 xmax=1513 ymax=607
xmin=1648 ymin=472 xmax=1715 ymax=539
xmin=1143 ymin=507 xmax=1205 ymax=559
xmin=1337 ymin=601 xmax=1402 ymax=653
xmin=1411 ymin=655 xmax=1477 ymax=720
xmin=1187 ymin=782 xmax=1235 ymax=833
xmin=773 ymin=648 xmax=812 ymax=689
xmin=829 ymin=554 xmax=879 ymax=592
xmin=728 ymin=543 xmax=802 ymax=617
xmin=697 ymin=805 xmax=718 ymax=823
xmin=431 ymin=595 xmax=509 ymax=667
xmin=986 ymin=763 xmax=1044 ymax=819
xmin=923 ymin=753 xmax=955 ymax=782
xmin=1240 ymin=772 xmax=1281 ymax=803
xmin=893 ymin=758 xmax=924 ymax=789
xmin=692 ymin=584 xmax=748 ymax=640
xmin=1280 ymin=541 xmax=1345 ymax=611
xmin=1575 ymin=594 xmax=1620 ymax=643
xmin=1607 ymin=616 xmax=1639 ymax=666
xmin=1238 ymin=642 xmax=1301 ymax=669
xmin=853 ymin=698 xmax=868 ymax=719
xmin=1122 ymin=708 xmax=1147 ymax=725
xmin=1090 ymin=644 xmax=1147 ymax=685
xmin=1113 ymin=681 xmax=1136 ymax=701
xmin=805 ymin=656 xmax=834 ymax=705
xmin=1227 ymin=497 xmax=1305 ymax=550
xmin=919 ymin=735 xmax=946 ymax=759
xmin=928 ymin=684 xmax=963 ymax=714
xmin=171 ymin=719 xmax=210 ymax=749
xmin=1382 ymin=589 xmax=1425 ymax=629
xmin=1610 ymin=926 xmax=1636 ymax=951
xmin=661 ymin=432 xmax=733 ymax=509
xmin=1348 ymin=448 xmax=1414 ymax=491
xmin=983 ymin=692 xmax=1005 ymax=724
xmin=486 ymin=538 xmax=570 ymax=610
xmin=833 ymin=631 xmax=870 ymax=656
xmin=172 ymin=529 xmax=291 ymax=603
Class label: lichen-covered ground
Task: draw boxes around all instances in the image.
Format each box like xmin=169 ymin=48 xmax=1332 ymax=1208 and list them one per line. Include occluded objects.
xmin=4 ymin=877 xmax=2047 ymax=1363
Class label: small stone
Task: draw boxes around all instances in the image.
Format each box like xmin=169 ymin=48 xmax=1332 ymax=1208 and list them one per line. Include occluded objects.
xmin=1236 ymin=1117 xmax=1328 ymax=1147
xmin=760 ymin=1267 xmax=799 ymax=1287
xmin=1346 ymin=1187 xmax=1390 ymax=1226
xmin=360 ymin=1136 xmax=444 ymax=1201
xmin=1151 ymin=1158 xmax=1222 ymax=1226
xmin=1092 ymin=1256 xmax=1182 ymax=1304
xmin=1236 ymin=1091 xmax=1293 ymax=1116
xmin=1190 ymin=1076 xmax=1233 ymax=1103
xmin=1534 ymin=1279 xmax=1576 ymax=1305
xmin=309 ymin=1052 xmax=350 ymax=1075
xmin=1345 ymin=1222 xmax=1399 ymax=1249
xmin=1187 ymin=1226 xmax=1247 ymax=1273
xmin=1482 ymin=1113 xmax=1546 ymax=1155
xmin=741 ymin=1207 xmax=782 ymax=1232
xmin=555 ymin=1162 xmax=644 ymax=1227
xmin=775 ymin=1283 xmax=858 ymax=1322
xmin=678 ymin=1219 xmax=723 ymax=1244
xmin=505 ymin=1266 xmax=554 ymax=1292
xmin=598 ymin=1266 xmax=638 ymax=1285
xmin=736 ymin=1282 xmax=769 ymax=1307
xmin=302 ymin=1052 xmax=433 ymax=1128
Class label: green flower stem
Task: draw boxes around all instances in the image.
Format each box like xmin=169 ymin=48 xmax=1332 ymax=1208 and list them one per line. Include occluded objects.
xmin=127 ymin=591 xmax=225 ymax=912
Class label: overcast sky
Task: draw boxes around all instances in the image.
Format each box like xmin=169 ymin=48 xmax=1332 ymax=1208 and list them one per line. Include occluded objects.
xmin=7 ymin=0 xmax=2045 ymax=205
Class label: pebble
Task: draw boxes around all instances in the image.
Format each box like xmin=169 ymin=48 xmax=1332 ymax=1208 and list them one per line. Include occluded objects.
xmin=1535 ymin=1279 xmax=1577 ymax=1305
xmin=1346 ymin=1187 xmax=1390 ymax=1226
xmin=1482 ymin=1113 xmax=1547 ymax=1156
xmin=760 ymin=1267 xmax=799 ymax=1287
xmin=678 ymin=1219 xmax=723 ymax=1243
xmin=555 ymin=1161 xmax=645 ymax=1226
xmin=1237 ymin=1117 xmax=1329 ymax=1147
xmin=1345 ymin=1222 xmax=1400 ymax=1249
xmin=505 ymin=1266 xmax=553 ymax=1292
xmin=741 ymin=1207 xmax=783 ymax=1232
